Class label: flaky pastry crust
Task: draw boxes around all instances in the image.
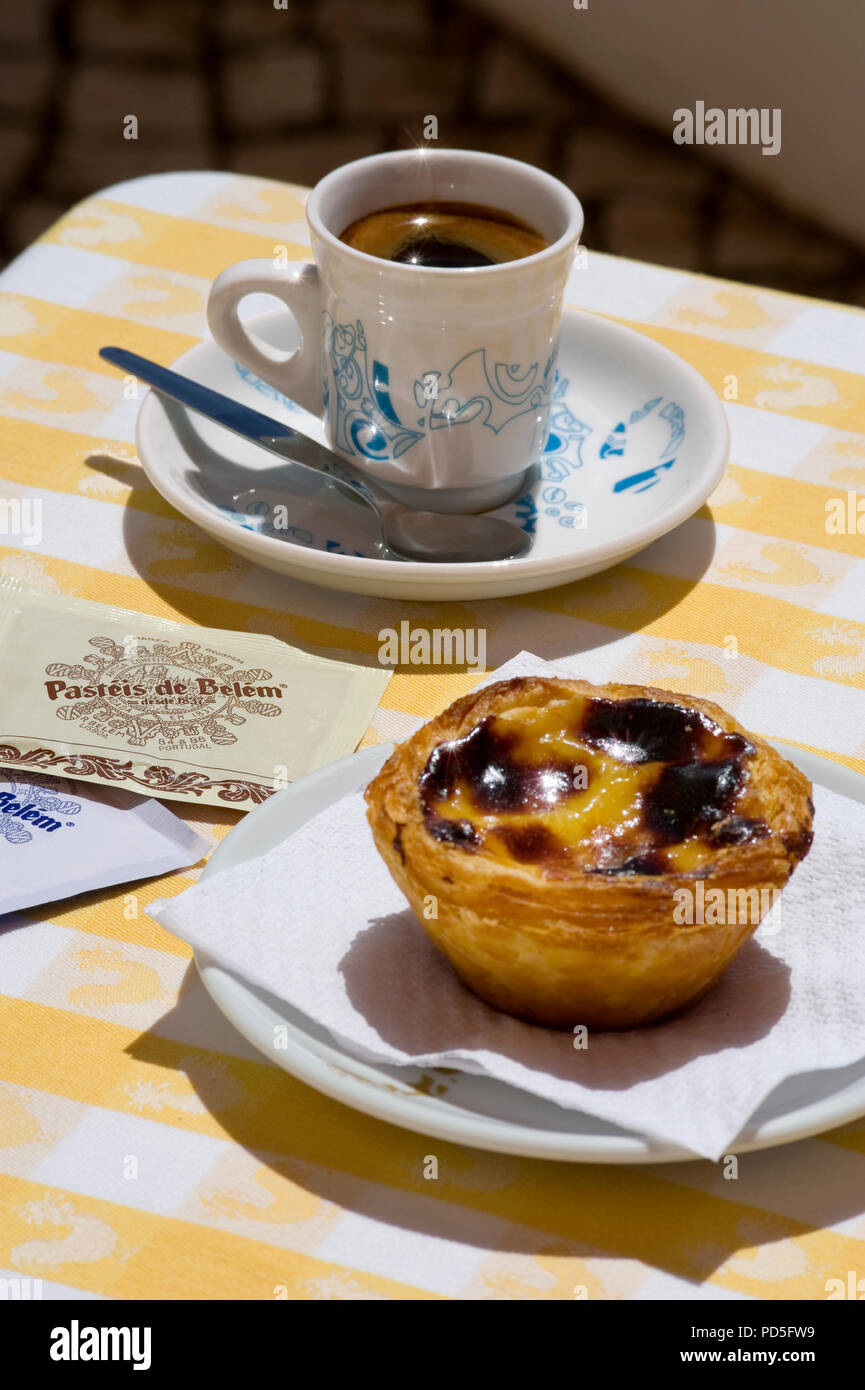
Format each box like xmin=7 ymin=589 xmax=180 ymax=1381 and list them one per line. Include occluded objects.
xmin=365 ymin=676 xmax=814 ymax=1030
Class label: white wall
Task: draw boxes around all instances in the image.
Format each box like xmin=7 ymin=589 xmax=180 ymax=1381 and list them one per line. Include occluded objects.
xmin=474 ymin=0 xmax=865 ymax=250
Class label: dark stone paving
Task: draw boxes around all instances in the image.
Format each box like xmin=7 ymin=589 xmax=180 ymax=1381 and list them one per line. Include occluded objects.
xmin=1 ymin=0 xmax=863 ymax=305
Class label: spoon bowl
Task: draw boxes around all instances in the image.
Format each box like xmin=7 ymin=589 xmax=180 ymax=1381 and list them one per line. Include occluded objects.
xmin=383 ymin=505 xmax=532 ymax=563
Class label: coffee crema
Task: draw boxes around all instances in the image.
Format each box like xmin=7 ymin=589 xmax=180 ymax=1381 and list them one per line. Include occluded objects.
xmin=338 ymin=200 xmax=549 ymax=268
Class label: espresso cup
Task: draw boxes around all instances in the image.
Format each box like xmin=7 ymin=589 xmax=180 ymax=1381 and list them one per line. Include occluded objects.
xmin=207 ymin=149 xmax=583 ymax=514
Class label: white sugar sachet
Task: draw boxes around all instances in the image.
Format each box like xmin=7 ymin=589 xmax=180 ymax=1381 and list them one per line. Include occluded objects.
xmin=150 ymin=654 xmax=865 ymax=1161
xmin=0 ymin=766 xmax=210 ymax=915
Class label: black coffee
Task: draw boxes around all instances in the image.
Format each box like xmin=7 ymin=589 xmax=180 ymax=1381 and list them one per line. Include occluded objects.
xmin=338 ymin=200 xmax=548 ymax=267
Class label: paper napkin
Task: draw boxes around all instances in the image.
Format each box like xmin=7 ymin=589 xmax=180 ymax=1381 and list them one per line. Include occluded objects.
xmin=150 ymin=654 xmax=865 ymax=1160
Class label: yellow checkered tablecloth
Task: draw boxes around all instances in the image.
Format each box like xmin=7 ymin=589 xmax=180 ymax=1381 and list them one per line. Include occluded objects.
xmin=1 ymin=172 xmax=864 ymax=1302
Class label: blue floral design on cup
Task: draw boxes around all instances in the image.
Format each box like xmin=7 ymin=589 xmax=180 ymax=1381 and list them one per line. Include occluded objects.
xmin=322 ymin=314 xmax=555 ymax=466
xmin=413 ymin=347 xmax=556 ymax=435
xmin=323 ymin=316 xmax=425 ymax=464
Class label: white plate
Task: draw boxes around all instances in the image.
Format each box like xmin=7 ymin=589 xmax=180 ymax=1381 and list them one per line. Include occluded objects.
xmin=197 ymin=741 xmax=865 ymax=1163
xmin=137 ymin=304 xmax=729 ymax=600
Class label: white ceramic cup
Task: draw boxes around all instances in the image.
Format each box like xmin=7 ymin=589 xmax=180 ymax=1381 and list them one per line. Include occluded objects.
xmin=207 ymin=149 xmax=583 ymax=513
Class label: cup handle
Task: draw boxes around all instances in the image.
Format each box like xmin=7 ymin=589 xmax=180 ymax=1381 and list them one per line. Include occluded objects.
xmin=206 ymin=259 xmax=322 ymax=414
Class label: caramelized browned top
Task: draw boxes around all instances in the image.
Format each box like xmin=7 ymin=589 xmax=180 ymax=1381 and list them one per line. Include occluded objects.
xmin=418 ymin=695 xmax=769 ymax=876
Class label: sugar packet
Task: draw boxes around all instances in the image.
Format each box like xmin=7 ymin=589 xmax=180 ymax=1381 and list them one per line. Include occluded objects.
xmin=0 ymin=577 xmax=390 ymax=808
xmin=0 ymin=765 xmax=210 ymax=915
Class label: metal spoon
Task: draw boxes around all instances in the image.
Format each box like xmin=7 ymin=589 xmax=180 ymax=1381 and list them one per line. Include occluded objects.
xmin=100 ymin=347 xmax=532 ymax=564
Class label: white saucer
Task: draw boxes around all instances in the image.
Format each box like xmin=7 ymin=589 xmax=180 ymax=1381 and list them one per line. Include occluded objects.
xmin=137 ymin=305 xmax=729 ymax=601
xmin=196 ymin=742 xmax=865 ymax=1164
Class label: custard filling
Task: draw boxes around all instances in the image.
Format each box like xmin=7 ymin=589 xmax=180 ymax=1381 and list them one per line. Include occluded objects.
xmin=418 ymin=695 xmax=770 ymax=875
